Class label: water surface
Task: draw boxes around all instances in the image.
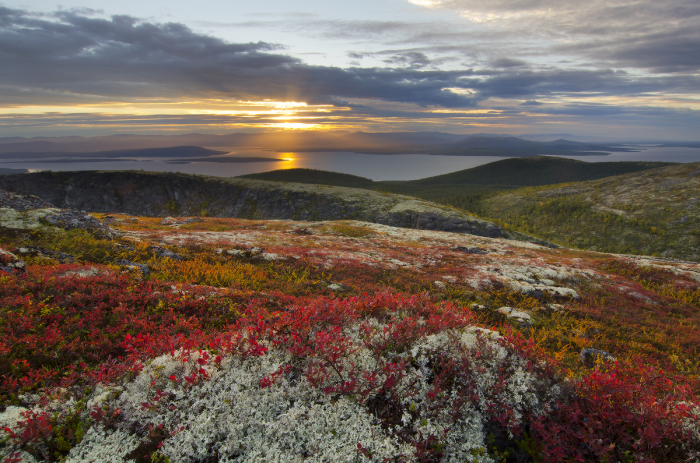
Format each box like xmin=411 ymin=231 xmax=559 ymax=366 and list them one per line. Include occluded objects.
xmin=1 ymin=146 xmax=699 ymax=181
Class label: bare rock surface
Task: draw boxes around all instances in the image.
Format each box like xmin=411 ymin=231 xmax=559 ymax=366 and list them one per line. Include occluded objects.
xmin=0 ymin=189 xmax=117 ymax=238
xmin=0 ymin=189 xmax=54 ymax=211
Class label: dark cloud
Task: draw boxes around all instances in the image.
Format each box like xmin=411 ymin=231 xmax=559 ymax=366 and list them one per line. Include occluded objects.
xmin=557 ymin=27 xmax=700 ymax=73
xmin=463 ymin=68 xmax=700 ymax=99
xmin=1 ymin=5 xmax=699 ymax=126
xmin=0 ymin=7 xmax=486 ymax=108
xmin=492 ymin=58 xmax=527 ymax=68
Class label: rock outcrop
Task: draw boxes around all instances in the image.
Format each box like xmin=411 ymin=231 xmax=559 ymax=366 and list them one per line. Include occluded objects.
xmin=0 ymin=189 xmax=54 ymax=211
xmin=0 ymin=171 xmax=551 ymax=244
xmin=0 ymin=188 xmax=117 ymax=238
xmin=0 ymin=248 xmax=26 ymax=274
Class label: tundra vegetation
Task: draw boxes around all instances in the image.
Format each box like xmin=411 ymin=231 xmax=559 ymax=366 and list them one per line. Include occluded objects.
xmin=243 ymin=158 xmax=700 ymax=262
xmin=1 ymin=207 xmax=699 ymax=462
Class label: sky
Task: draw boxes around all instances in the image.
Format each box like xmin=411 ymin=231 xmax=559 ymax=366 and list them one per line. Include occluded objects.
xmin=1 ymin=0 xmax=699 ymax=139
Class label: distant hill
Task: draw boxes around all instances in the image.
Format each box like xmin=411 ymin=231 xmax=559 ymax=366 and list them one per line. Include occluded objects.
xmin=0 ymin=146 xmax=227 ymax=159
xmin=0 ymin=168 xmax=28 ymax=174
xmin=437 ymin=136 xmax=634 ymax=156
xmin=2 ymin=131 xmax=697 ymax=157
xmin=239 ymin=169 xmax=376 ymax=188
xmin=241 ymin=156 xmax=674 ymax=190
xmin=401 ymin=156 xmax=674 ymax=187
xmin=0 ymin=141 xmax=61 ymax=153
xmin=479 ymin=162 xmax=700 ymax=261
xmin=240 ymin=157 xmax=697 ymax=260
xmin=0 ymin=170 xmax=549 ymax=244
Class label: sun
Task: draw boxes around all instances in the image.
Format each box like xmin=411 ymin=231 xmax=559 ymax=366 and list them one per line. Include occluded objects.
xmin=268 ymin=122 xmax=322 ymax=130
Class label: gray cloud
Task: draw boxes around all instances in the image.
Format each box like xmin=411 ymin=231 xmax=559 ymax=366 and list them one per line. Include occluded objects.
xmin=407 ymin=0 xmax=700 ymax=71
xmin=1 ymin=4 xmax=699 ymax=131
xmin=0 ymin=7 xmax=488 ymax=107
xmin=195 ymin=1 xmax=700 ymax=73
xmin=382 ymin=51 xmax=434 ymax=69
xmin=491 ymin=57 xmax=527 ymax=68
xmin=556 ymin=27 xmax=700 ymax=73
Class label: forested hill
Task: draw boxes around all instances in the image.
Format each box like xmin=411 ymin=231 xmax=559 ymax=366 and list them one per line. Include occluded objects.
xmin=400 ymin=156 xmax=673 ymax=187
xmin=239 ymin=169 xmax=375 ymax=188
xmin=240 ymin=156 xmax=673 ymax=189
xmin=479 ymin=161 xmax=700 ymax=261
xmin=240 ymin=156 xmax=674 ymax=214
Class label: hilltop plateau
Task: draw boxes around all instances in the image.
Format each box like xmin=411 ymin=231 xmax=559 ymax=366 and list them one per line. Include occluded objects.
xmin=0 ymin=170 xmax=546 ymax=244
xmin=0 ymin=189 xmax=699 ymax=462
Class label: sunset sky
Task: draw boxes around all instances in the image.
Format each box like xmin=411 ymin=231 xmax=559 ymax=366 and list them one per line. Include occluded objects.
xmin=1 ymin=0 xmax=699 ymax=139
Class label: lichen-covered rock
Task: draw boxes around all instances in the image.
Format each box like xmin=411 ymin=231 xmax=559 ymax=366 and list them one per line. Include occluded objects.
xmin=147 ymin=245 xmax=184 ymax=260
xmin=16 ymin=245 xmax=75 ymax=263
xmin=42 ymin=209 xmax=118 ymax=239
xmin=1 ymin=189 xmax=116 ymax=238
xmin=0 ymin=207 xmax=62 ymax=230
xmin=0 ymin=248 xmax=26 ymax=274
xmin=115 ymin=259 xmax=150 ymax=274
xmin=0 ymin=188 xmax=54 ymax=211
xmin=0 ymin=206 xmax=118 ymax=239
xmin=453 ymin=245 xmax=488 ymax=254
xmin=496 ymin=306 xmax=533 ymax=327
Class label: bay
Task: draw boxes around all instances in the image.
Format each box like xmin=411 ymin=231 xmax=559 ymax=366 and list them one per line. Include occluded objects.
xmin=1 ymin=146 xmax=699 ymax=181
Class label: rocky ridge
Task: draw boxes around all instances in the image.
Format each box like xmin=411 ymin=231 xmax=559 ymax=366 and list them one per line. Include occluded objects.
xmin=0 ymin=171 xmax=550 ymax=244
xmin=0 ymin=189 xmax=117 ymax=238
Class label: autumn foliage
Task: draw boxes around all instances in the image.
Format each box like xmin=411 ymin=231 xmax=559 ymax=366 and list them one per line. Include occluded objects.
xmin=1 ymin=216 xmax=699 ymax=462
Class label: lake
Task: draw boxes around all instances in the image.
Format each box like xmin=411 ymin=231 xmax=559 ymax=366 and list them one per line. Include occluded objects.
xmin=1 ymin=146 xmax=699 ymax=181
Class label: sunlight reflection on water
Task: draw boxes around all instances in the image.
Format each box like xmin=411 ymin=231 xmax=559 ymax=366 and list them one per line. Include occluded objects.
xmin=1 ymin=147 xmax=699 ymax=181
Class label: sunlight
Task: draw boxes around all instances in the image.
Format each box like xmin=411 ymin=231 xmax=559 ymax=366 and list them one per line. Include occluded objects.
xmin=266 ymin=122 xmax=323 ymax=130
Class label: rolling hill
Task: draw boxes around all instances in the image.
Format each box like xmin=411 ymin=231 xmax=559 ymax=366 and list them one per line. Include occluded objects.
xmin=240 ymin=157 xmax=700 ymax=261
xmin=479 ymin=162 xmax=700 ymax=261
xmin=241 ymin=156 xmax=673 ymax=190
xmin=0 ymin=170 xmax=544 ymax=243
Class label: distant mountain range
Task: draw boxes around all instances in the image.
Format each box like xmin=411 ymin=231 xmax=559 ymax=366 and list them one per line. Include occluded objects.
xmin=0 ymin=146 xmax=226 ymax=159
xmin=2 ymin=131 xmax=698 ymax=158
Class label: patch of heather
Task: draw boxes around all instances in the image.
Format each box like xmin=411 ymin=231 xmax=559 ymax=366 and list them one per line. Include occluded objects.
xmin=1 ymin=216 xmax=700 ymax=461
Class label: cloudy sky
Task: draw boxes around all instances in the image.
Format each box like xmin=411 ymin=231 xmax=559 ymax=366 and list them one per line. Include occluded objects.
xmin=1 ymin=0 xmax=699 ymax=138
